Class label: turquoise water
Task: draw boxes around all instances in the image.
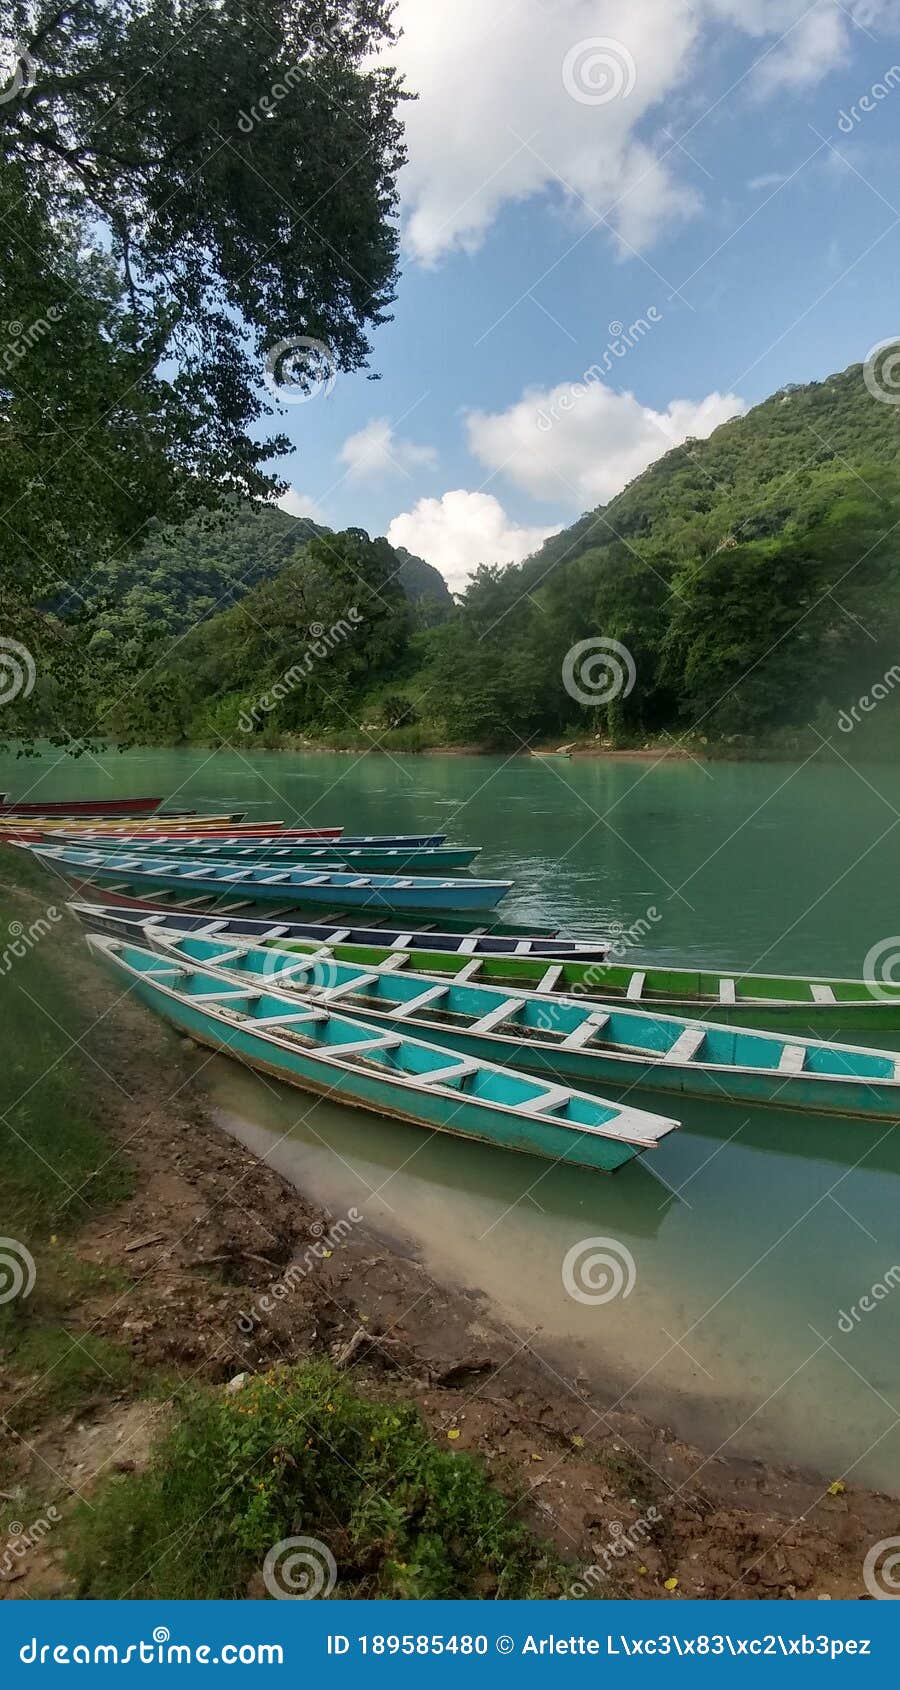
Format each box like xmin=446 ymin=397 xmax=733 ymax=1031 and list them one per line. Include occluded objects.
xmin=6 ymin=744 xmax=900 ymax=1489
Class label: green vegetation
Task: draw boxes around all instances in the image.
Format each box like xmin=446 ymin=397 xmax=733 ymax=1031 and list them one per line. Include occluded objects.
xmin=67 ymin=1363 xmax=565 ymax=1599
xmin=0 ymin=0 xmax=406 ymax=738
xmin=61 ymin=359 xmax=900 ymax=754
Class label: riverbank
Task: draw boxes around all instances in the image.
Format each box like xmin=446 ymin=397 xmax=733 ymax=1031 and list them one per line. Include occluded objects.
xmin=1 ymin=855 xmax=896 ymax=1601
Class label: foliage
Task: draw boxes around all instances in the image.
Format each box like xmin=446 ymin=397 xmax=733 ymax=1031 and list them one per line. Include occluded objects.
xmin=0 ymin=0 xmax=406 ymax=736
xmin=67 ymin=1362 xmax=566 ymax=1598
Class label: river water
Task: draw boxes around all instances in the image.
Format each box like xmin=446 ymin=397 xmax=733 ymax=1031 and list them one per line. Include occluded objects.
xmin=7 ymin=744 xmax=900 ymax=1490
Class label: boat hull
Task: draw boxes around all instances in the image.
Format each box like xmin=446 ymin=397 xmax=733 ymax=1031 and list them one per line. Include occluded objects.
xmin=114 ymin=968 xmax=643 ymax=1173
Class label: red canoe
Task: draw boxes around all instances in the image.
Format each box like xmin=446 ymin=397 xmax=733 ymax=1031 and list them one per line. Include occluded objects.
xmin=0 ymin=796 xmax=166 ymax=817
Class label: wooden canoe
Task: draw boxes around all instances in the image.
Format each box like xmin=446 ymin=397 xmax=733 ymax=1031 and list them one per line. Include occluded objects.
xmin=0 ymin=795 xmax=166 ymax=816
xmin=23 ymin=842 xmax=512 ymax=913
xmin=86 ymin=934 xmax=677 ymax=1174
xmin=52 ymin=836 xmax=481 ymax=874
xmin=67 ymin=901 xmax=611 ymax=961
xmin=145 ymin=930 xmax=900 ymax=1120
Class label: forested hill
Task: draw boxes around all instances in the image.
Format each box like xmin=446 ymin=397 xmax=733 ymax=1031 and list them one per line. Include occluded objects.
xmin=77 ymin=503 xmax=452 ymax=667
xmin=109 ymin=358 xmax=900 ymax=753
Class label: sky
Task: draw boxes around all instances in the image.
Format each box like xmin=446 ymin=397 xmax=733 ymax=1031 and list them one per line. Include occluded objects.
xmin=269 ymin=0 xmax=900 ymax=591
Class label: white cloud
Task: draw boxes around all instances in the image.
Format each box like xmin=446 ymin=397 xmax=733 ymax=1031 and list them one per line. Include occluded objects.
xmin=467 ymin=380 xmax=746 ymax=507
xmin=389 ymin=0 xmax=700 ymax=263
xmin=385 ymin=0 xmax=899 ymax=265
xmin=387 ymin=491 xmax=555 ymax=590
xmin=277 ymin=489 xmax=327 ymax=522
xmin=339 ymin=417 xmax=437 ymax=480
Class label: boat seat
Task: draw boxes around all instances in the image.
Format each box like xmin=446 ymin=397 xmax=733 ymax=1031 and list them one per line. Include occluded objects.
xmin=254 ymin=1007 xmax=329 ymax=1026
xmin=425 ymin=1057 xmax=481 ymax=1086
xmin=390 ymin=933 xmax=414 ymax=949
xmin=258 ymin=872 xmax=291 ymax=884
xmin=778 ymin=1044 xmax=807 ymax=1073
xmin=513 ymin=940 xmax=533 ymax=955
xmin=524 ymin=1084 xmax=572 ymax=1115
xmin=320 ymin=973 xmax=380 ymax=1001
xmin=719 ymin=978 xmax=736 ymax=1005
xmin=664 ymin=1027 xmax=706 ymax=1064
xmin=196 ymin=919 xmax=231 ymax=934
xmin=192 ymin=986 xmax=263 ymax=1002
xmin=561 ymin=1012 xmax=610 ymax=1049
xmin=327 ymin=928 xmax=352 ymax=943
xmin=626 ymin=971 xmax=645 ymax=1001
xmin=394 ymin=878 xmax=415 ymax=888
xmin=348 ymin=876 xmax=372 ymax=887
xmin=457 ymin=936 xmax=480 ymax=955
xmin=335 ymin=1033 xmax=403 ymax=1058
xmin=378 ymin=952 xmax=410 ymax=972
xmin=456 ymin=958 xmax=483 ymax=982
xmin=536 ymin=963 xmax=562 ymax=993
xmin=388 ymin=984 xmax=449 ymax=1018
xmin=300 ymin=874 xmax=331 ymax=886
xmin=470 ymin=996 xmax=526 ymax=1034
xmin=810 ymin=983 xmax=836 ymax=1004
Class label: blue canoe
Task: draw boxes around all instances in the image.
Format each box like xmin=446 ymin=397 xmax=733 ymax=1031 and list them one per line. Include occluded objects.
xmin=25 ymin=842 xmax=512 ymax=913
xmin=146 ymin=930 xmax=900 ymax=1121
xmin=86 ymin=934 xmax=678 ymax=1173
xmin=52 ymin=836 xmax=482 ymax=873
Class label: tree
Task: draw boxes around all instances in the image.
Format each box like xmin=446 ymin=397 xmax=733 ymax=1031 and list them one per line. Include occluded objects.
xmin=0 ymin=0 xmax=405 ymax=738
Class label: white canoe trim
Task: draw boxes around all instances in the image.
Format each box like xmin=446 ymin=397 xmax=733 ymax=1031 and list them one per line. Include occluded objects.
xmin=664 ymin=1027 xmax=705 ymax=1064
xmin=470 ymin=996 xmax=526 ymax=1034
xmin=719 ymin=978 xmax=736 ymax=1006
xmin=779 ymin=1044 xmax=807 ymax=1074
xmin=626 ymin=971 xmax=645 ymax=1002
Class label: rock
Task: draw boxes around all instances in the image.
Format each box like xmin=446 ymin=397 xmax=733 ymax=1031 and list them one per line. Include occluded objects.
xmin=224 ymin=1372 xmax=249 ymax=1395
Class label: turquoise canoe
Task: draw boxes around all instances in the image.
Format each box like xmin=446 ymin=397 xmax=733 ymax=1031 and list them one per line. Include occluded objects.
xmin=23 ymin=843 xmax=512 ymax=913
xmin=53 ymin=836 xmax=482 ymax=874
xmin=86 ymin=935 xmax=678 ymax=1174
xmin=59 ymin=832 xmax=450 ymax=851
xmin=145 ymin=931 xmax=900 ymax=1120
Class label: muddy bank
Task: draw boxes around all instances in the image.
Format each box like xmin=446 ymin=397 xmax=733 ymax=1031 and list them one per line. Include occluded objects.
xmin=2 ymin=884 xmax=898 ymax=1601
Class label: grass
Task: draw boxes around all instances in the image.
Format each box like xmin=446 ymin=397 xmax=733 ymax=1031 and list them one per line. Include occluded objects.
xmin=67 ymin=1363 xmax=567 ymax=1599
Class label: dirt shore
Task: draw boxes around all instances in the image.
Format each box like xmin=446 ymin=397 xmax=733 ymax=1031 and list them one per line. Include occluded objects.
xmin=2 ymin=888 xmax=898 ymax=1601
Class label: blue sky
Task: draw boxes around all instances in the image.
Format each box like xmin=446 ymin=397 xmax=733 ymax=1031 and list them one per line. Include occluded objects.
xmin=265 ymin=0 xmax=900 ymax=588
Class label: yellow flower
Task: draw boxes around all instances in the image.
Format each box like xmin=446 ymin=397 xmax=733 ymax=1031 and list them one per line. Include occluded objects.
xmin=446 ymin=1428 xmax=461 ymax=1441
xmin=571 ymin=1434 xmax=585 ymax=1448
xmin=664 ymin=1577 xmax=678 ymax=1592
xmin=827 ymin=1480 xmax=845 ymax=1495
